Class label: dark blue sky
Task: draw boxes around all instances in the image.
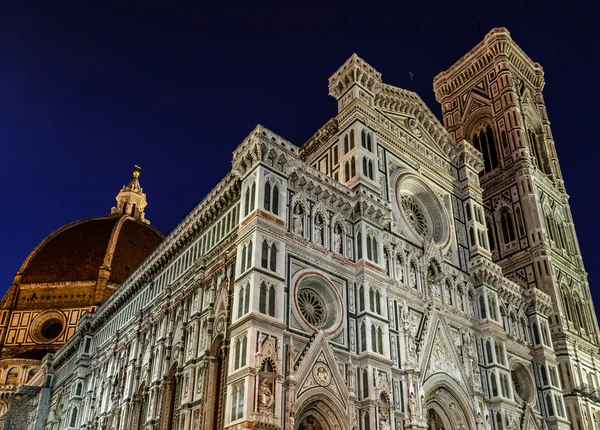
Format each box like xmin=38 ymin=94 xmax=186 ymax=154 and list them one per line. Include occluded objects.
xmin=1 ymin=2 xmax=598 ymax=305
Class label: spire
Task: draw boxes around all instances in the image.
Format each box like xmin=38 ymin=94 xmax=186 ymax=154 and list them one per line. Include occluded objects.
xmin=111 ymin=165 xmax=150 ymax=224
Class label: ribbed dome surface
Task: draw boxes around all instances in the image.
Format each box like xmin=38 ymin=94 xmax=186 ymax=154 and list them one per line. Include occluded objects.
xmin=19 ymin=216 xmax=163 ymax=285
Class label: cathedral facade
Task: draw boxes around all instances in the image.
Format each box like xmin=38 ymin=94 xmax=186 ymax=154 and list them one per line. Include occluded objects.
xmin=28 ymin=28 xmax=599 ymax=430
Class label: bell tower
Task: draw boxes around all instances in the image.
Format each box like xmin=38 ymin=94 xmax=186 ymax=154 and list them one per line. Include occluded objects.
xmin=434 ymin=28 xmax=599 ymax=430
xmin=111 ymin=165 xmax=150 ymax=224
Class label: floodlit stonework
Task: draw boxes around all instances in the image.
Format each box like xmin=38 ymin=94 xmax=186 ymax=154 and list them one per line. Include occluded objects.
xmin=10 ymin=28 xmax=599 ymax=430
xmin=0 ymin=168 xmax=163 ymax=429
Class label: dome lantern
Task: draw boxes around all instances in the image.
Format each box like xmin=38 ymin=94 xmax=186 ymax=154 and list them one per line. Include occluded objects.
xmin=111 ymin=165 xmax=150 ymax=224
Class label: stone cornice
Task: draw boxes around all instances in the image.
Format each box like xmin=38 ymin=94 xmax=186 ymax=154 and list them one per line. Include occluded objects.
xmin=433 ymin=27 xmax=545 ymax=101
xmin=299 ymin=118 xmax=338 ymax=162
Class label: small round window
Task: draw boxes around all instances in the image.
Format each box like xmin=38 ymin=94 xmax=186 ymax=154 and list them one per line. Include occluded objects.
xmin=41 ymin=318 xmax=63 ymax=340
xmin=29 ymin=310 xmax=66 ymax=344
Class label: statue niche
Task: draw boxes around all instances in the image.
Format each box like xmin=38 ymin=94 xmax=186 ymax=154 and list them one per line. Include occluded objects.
xmin=258 ymin=360 xmax=276 ymax=412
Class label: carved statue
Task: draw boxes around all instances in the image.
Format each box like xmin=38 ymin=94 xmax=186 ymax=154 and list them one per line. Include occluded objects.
xmin=409 ymin=265 xmax=417 ymax=288
xmin=314 ymin=217 xmax=324 ymax=245
xmin=378 ymin=403 xmax=390 ymax=430
xmin=258 ymin=376 xmax=275 ymax=410
xmin=408 ymin=391 xmax=417 ymax=420
xmin=293 ymin=205 xmax=304 ymax=236
xmin=395 ymin=260 xmax=404 ymax=282
xmin=333 ymin=230 xmax=342 ymax=254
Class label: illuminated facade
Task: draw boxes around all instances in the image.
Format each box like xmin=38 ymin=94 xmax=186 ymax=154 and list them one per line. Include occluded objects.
xmin=0 ymin=168 xmax=163 ymax=429
xmin=28 ymin=28 xmax=598 ymax=430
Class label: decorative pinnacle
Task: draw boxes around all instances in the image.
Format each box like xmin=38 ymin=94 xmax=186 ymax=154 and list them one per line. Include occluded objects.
xmin=132 ymin=165 xmax=141 ymax=178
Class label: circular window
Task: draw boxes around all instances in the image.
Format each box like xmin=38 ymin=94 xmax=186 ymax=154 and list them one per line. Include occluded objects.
xmin=293 ymin=273 xmax=343 ymax=335
xmin=29 ymin=310 xmax=66 ymax=344
xmin=400 ymin=195 xmax=429 ymax=238
xmin=511 ymin=363 xmax=535 ymax=403
xmin=298 ymin=289 xmax=327 ymax=327
xmin=41 ymin=319 xmax=63 ymax=340
xmin=395 ymin=174 xmax=449 ymax=246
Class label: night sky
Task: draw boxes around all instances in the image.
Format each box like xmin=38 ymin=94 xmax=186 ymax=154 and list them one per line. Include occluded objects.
xmin=2 ymin=2 xmax=598 ymax=307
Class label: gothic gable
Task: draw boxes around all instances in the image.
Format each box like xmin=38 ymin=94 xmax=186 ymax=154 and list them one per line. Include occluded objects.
xmin=294 ymin=331 xmax=349 ymax=412
xmin=421 ymin=316 xmax=467 ymax=386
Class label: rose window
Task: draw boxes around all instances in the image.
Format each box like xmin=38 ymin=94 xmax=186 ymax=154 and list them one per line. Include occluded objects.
xmin=511 ymin=363 xmax=534 ymax=403
xmin=400 ymin=195 xmax=429 ymax=238
xmin=394 ymin=174 xmax=449 ymax=246
xmin=293 ymin=274 xmax=343 ymax=335
xmin=298 ymin=289 xmax=326 ymax=327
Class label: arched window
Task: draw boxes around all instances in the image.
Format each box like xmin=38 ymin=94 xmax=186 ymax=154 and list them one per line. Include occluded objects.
xmin=369 ymin=287 xmax=375 ymax=312
xmin=244 ymin=187 xmax=250 ymax=217
xmin=528 ymin=129 xmax=551 ymax=175
xmin=270 ymin=244 xmax=277 ymax=271
xmin=231 ymin=382 xmax=245 ymax=421
xmin=486 ymin=340 xmax=493 ymax=364
xmin=362 ymin=369 xmax=369 ymax=399
xmin=70 ymin=407 xmax=78 ymax=428
xmin=368 ymin=160 xmax=373 ymax=180
xmin=472 ymin=125 xmax=499 ymax=174
xmin=366 ymin=233 xmax=378 ymax=263
xmin=466 ymin=203 xmax=472 ymax=221
xmin=562 ymin=291 xmax=573 ymax=322
xmin=495 ymin=341 xmax=505 ymax=365
xmin=344 ymin=134 xmax=349 ymax=153
xmin=490 ymin=371 xmax=498 ymax=397
xmin=358 ymin=285 xmax=365 ymax=311
xmin=259 ymin=283 xmax=275 ymax=317
xmin=261 ymin=240 xmax=269 ymax=268
xmin=488 ymin=293 xmax=498 ymax=321
xmin=479 ymin=294 xmax=487 ymax=319
xmin=268 ymin=286 xmax=275 ymax=317
xmin=244 ymin=284 xmax=250 ymax=314
xmin=237 ymin=285 xmax=245 ymax=318
xmin=76 ymin=382 xmax=83 ymax=396
xmin=545 ymin=394 xmax=554 ymax=416
xmin=357 ymin=232 xmax=362 ymax=260
xmin=259 ymin=282 xmax=267 ymax=314
xmin=375 ymin=290 xmax=381 ymax=314
xmin=362 ymin=157 xmax=368 ymax=176
xmin=500 ymin=208 xmax=516 ymax=244
xmin=234 ymin=335 xmax=247 ymax=369
xmin=350 ymin=157 xmax=356 ymax=177
xmin=371 ymin=324 xmax=377 ymax=352
xmin=350 ymin=130 xmax=355 ymax=149
xmin=367 ymin=133 xmax=372 ymax=151
xmin=360 ymin=323 xmax=366 ymax=352
xmin=264 ymin=181 xmax=271 ymax=211
xmin=361 ymin=129 xmax=366 ymax=148
xmin=495 ymin=411 xmax=503 ymax=430
xmin=231 ymin=387 xmax=238 ymax=421
xmin=532 ymin=321 xmax=541 ymax=345
xmin=469 ymin=227 xmax=476 ymax=248
xmin=344 ymin=161 xmax=350 ymax=181
xmin=377 ymin=328 xmax=383 ymax=354
xmin=272 ymin=186 xmax=279 ymax=215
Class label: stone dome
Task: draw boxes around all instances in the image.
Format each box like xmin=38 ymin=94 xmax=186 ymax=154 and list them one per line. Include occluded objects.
xmin=18 ymin=216 xmax=163 ymax=285
xmin=5 ymin=215 xmax=163 ymax=310
xmin=2 ymin=166 xmax=165 ymax=312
